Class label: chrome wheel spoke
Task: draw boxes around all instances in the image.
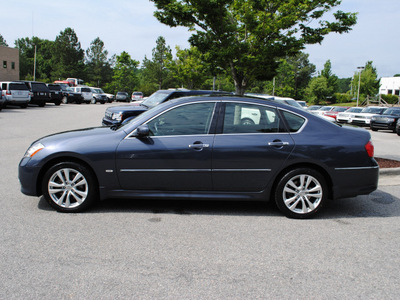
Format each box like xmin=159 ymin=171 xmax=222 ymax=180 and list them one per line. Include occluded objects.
xmin=282 ymin=174 xmax=323 ymax=215
xmin=48 ymin=167 xmax=89 ymax=209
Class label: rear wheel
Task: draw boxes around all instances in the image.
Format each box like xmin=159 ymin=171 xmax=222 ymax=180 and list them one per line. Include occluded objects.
xmin=42 ymin=162 xmax=98 ymax=213
xmin=39 ymin=101 xmax=46 ymax=107
xmin=274 ymin=168 xmax=327 ymax=219
xmin=371 ymin=127 xmax=378 ymax=131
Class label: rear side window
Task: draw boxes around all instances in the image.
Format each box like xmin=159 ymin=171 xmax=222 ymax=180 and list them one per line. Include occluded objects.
xmin=223 ymin=103 xmax=284 ymax=134
xmin=9 ymin=83 xmax=29 ymax=90
xmin=31 ymin=83 xmax=49 ymax=92
xmin=281 ymin=110 xmax=306 ymax=132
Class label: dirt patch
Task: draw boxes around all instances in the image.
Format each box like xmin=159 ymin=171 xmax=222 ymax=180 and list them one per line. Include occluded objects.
xmin=375 ymin=157 xmax=400 ymax=168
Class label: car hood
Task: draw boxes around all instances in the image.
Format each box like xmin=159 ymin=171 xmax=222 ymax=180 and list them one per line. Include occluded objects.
xmin=33 ymin=127 xmax=119 ymax=148
xmin=106 ymin=104 xmax=147 ymax=113
xmin=373 ymin=114 xmax=400 ymax=118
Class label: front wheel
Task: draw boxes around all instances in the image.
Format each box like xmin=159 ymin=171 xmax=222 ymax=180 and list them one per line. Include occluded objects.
xmin=42 ymin=162 xmax=98 ymax=213
xmin=274 ymin=168 xmax=327 ymax=219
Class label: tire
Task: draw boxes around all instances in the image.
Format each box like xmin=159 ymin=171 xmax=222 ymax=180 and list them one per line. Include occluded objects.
xmin=241 ymin=118 xmax=255 ymax=126
xmin=371 ymin=127 xmax=378 ymax=131
xmin=39 ymin=101 xmax=46 ymax=107
xmin=100 ymin=101 xmax=105 ymax=104
xmin=20 ymin=103 xmax=28 ymax=108
xmin=55 ymin=100 xmax=61 ymax=106
xmin=397 ymin=129 xmax=400 ymax=136
xmin=274 ymin=168 xmax=327 ymax=219
xmin=42 ymin=162 xmax=98 ymax=213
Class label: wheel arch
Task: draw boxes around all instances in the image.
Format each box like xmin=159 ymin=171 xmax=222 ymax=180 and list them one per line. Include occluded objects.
xmin=36 ymin=156 xmax=99 ymax=196
xmin=270 ymin=162 xmax=333 ymax=201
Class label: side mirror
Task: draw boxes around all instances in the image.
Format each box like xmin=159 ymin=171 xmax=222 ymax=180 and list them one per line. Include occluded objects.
xmin=135 ymin=124 xmax=150 ymax=137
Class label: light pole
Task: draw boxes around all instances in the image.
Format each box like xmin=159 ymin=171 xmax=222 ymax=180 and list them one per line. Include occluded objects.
xmin=356 ymin=66 xmax=364 ymax=107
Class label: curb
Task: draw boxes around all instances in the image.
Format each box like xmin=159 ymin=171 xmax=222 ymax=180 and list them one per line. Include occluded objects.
xmin=380 ymin=167 xmax=400 ymax=176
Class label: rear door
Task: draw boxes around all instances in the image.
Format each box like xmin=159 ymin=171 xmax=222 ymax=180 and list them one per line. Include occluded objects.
xmin=212 ymin=101 xmax=295 ymax=192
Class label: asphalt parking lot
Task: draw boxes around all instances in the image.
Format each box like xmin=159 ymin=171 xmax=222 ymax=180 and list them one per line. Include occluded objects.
xmin=1 ymin=103 xmax=400 ymax=299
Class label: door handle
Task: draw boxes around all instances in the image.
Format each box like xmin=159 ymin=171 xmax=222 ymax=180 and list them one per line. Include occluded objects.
xmin=268 ymin=140 xmax=289 ymax=147
xmin=189 ymin=142 xmax=209 ymax=150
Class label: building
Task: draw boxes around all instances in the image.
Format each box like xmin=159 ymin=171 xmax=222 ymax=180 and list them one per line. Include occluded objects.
xmin=0 ymin=45 xmax=19 ymax=81
xmin=379 ymin=77 xmax=400 ymax=96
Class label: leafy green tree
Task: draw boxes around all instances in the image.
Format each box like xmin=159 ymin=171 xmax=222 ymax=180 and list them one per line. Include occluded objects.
xmin=168 ymin=46 xmax=210 ymax=89
xmin=305 ymin=76 xmax=330 ymax=104
xmin=51 ymin=27 xmax=85 ymax=80
xmin=320 ymin=59 xmax=338 ymax=100
xmin=0 ymin=34 xmax=8 ymax=46
xmin=151 ymin=0 xmax=357 ymax=95
xmin=85 ymin=37 xmax=113 ymax=87
xmin=337 ymin=77 xmax=351 ymax=93
xmin=350 ymin=61 xmax=379 ymax=100
xmin=15 ymin=37 xmax=54 ymax=81
xmin=109 ymin=51 xmax=139 ymax=93
xmin=265 ymin=52 xmax=316 ymax=99
xmin=142 ymin=36 xmax=174 ymax=90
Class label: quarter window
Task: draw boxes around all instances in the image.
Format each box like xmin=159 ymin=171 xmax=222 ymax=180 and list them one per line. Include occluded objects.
xmin=3 ymin=61 xmax=6 ymax=68
xmin=147 ymin=102 xmax=216 ymax=136
xmin=222 ymin=103 xmax=282 ymax=134
xmin=281 ymin=110 xmax=306 ymax=132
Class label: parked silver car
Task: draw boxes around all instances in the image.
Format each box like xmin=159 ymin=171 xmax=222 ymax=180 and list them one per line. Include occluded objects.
xmin=0 ymin=81 xmax=31 ymax=108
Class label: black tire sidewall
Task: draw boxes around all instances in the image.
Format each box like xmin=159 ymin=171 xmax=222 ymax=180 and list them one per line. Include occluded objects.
xmin=42 ymin=162 xmax=97 ymax=213
xmin=275 ymin=168 xmax=327 ymax=219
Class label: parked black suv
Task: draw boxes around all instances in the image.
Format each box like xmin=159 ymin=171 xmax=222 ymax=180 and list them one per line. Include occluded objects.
xmin=46 ymin=84 xmax=63 ymax=105
xmin=21 ymin=81 xmax=50 ymax=107
xmin=370 ymin=107 xmax=400 ymax=132
xmin=102 ymin=89 xmax=231 ymax=126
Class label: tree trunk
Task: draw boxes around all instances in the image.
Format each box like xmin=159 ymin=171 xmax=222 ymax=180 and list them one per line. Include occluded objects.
xmin=230 ymin=62 xmax=247 ymax=95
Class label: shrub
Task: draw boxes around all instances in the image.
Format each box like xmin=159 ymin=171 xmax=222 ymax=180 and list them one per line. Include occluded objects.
xmin=381 ymin=94 xmax=399 ymax=105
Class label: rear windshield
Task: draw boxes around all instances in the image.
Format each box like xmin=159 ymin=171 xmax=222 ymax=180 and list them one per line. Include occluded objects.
xmin=9 ymin=83 xmax=29 ymax=90
xmin=81 ymin=88 xmax=91 ymax=92
xmin=31 ymin=83 xmax=49 ymax=92
xmin=48 ymin=85 xmax=61 ymax=91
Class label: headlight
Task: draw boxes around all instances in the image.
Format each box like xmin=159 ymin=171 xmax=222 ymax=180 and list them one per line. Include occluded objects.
xmin=112 ymin=112 xmax=123 ymax=121
xmin=387 ymin=118 xmax=395 ymax=122
xmin=24 ymin=143 xmax=44 ymax=158
xmin=371 ymin=116 xmax=377 ymax=121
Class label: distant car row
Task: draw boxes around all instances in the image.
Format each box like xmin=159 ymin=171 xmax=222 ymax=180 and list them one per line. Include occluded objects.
xmin=307 ymin=104 xmax=400 ymax=135
xmin=0 ymin=80 xmax=119 ymax=109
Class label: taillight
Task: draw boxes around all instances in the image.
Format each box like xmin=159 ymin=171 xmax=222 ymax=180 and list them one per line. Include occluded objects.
xmin=365 ymin=140 xmax=374 ymax=158
xmin=6 ymin=90 xmax=11 ymax=95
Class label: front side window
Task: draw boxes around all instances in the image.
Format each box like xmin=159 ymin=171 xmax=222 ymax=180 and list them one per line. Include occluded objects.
xmin=147 ymin=102 xmax=216 ymax=136
xmin=3 ymin=61 xmax=7 ymax=68
xmin=222 ymin=102 xmax=283 ymax=134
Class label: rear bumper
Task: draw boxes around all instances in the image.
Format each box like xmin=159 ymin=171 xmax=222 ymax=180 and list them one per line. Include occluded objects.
xmin=332 ymin=165 xmax=379 ymax=199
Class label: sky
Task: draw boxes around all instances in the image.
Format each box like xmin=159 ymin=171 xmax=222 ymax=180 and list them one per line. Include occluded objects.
xmin=1 ymin=0 xmax=399 ymax=79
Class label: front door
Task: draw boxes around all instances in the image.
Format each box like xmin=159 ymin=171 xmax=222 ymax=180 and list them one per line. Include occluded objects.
xmin=116 ymin=102 xmax=217 ymax=191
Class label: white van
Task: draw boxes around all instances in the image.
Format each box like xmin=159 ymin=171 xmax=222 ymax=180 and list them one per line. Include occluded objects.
xmin=0 ymin=81 xmax=31 ymax=108
xmin=72 ymin=86 xmax=93 ymax=104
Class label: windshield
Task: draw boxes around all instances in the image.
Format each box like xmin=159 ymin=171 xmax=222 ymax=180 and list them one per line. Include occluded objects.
xmin=331 ymin=107 xmax=348 ymax=112
xmin=319 ymin=106 xmax=333 ymax=111
xmin=140 ymin=91 xmax=171 ymax=108
xmin=384 ymin=108 xmax=400 ymax=116
xmin=347 ymin=107 xmax=363 ymax=113
xmin=361 ymin=107 xmax=385 ymax=113
xmin=308 ymin=106 xmax=321 ymax=111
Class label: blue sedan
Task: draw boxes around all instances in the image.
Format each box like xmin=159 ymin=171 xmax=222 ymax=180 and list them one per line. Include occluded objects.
xmin=19 ymin=96 xmax=379 ymax=218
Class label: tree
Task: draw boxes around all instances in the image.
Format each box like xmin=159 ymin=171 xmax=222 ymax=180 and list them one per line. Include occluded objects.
xmin=168 ymin=46 xmax=210 ymax=89
xmin=350 ymin=61 xmax=379 ymax=99
xmin=265 ymin=52 xmax=315 ymax=98
xmin=151 ymin=0 xmax=357 ymax=95
xmin=0 ymin=34 xmax=8 ymax=46
xmin=52 ymin=28 xmax=85 ymax=80
xmin=142 ymin=36 xmax=174 ymax=90
xmin=109 ymin=51 xmax=139 ymax=93
xmin=15 ymin=37 xmax=54 ymax=81
xmin=320 ymin=59 xmax=338 ymax=99
xmin=305 ymin=76 xmax=330 ymax=104
xmin=85 ymin=37 xmax=113 ymax=86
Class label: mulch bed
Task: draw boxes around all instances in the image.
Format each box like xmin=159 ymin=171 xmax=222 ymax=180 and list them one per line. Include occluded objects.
xmin=375 ymin=157 xmax=400 ymax=168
